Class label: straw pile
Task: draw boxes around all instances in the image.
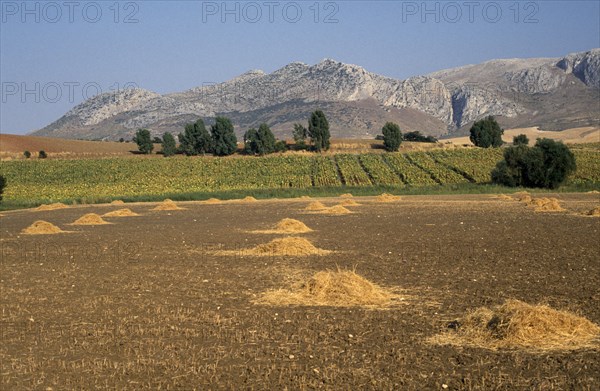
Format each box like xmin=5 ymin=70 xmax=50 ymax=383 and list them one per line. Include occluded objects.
xmin=305 ymin=201 xmax=327 ymax=211
xmin=22 ymin=220 xmax=64 ymax=235
xmin=256 ymin=269 xmax=400 ymax=307
xmin=152 ymin=199 xmax=185 ymax=210
xmin=71 ymin=213 xmax=111 ymax=225
xmin=430 ymin=299 xmax=600 ymax=351
xmin=253 ymin=218 xmax=313 ymax=234
xmin=102 ymin=208 xmax=139 ymax=217
xmin=218 ymin=237 xmax=330 ymax=257
xmin=34 ymin=203 xmax=68 ymax=211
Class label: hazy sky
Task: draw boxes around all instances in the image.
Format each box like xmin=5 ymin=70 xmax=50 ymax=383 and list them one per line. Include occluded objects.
xmin=1 ymin=0 xmax=599 ymax=134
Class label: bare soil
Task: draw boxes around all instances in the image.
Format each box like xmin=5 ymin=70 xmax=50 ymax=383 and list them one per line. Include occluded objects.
xmin=1 ymin=194 xmax=599 ymax=390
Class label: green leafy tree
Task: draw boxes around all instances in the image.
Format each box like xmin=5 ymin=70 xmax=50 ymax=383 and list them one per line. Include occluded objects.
xmin=161 ymin=132 xmax=177 ymax=157
xmin=24 ymin=151 xmax=31 ymax=159
xmin=513 ymin=134 xmax=529 ymax=146
xmin=307 ymin=110 xmax=331 ymax=152
xmin=469 ymin=116 xmax=504 ymax=148
xmin=211 ymin=117 xmax=238 ymax=156
xmin=243 ymin=128 xmax=259 ymax=155
xmin=382 ymin=122 xmax=402 ymax=152
xmin=133 ymin=129 xmax=154 ymax=154
xmin=293 ymin=123 xmax=308 ymax=146
xmin=245 ymin=124 xmax=276 ymax=155
xmin=0 ymin=175 xmax=5 ymax=202
xmin=39 ymin=150 xmax=48 ymax=159
xmin=178 ymin=119 xmax=213 ymax=155
xmin=152 ymin=136 xmax=163 ymax=144
xmin=492 ymin=138 xmax=576 ymax=189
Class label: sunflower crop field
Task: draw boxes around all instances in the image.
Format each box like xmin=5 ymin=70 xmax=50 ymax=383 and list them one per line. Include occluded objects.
xmin=1 ymin=149 xmax=598 ymax=205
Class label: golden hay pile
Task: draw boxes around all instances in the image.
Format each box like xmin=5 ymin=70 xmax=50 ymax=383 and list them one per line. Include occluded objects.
xmin=312 ymin=205 xmax=352 ymax=215
xmin=376 ymin=193 xmax=402 ymax=202
xmin=587 ymin=190 xmax=600 ymax=194
xmin=152 ymin=199 xmax=185 ymax=211
xmin=513 ymin=192 xmax=532 ymax=203
xmin=305 ymin=201 xmax=327 ymax=211
xmin=203 ymin=198 xmax=222 ymax=204
xmin=102 ymin=208 xmax=139 ymax=217
xmin=299 ymin=196 xmax=311 ymax=200
xmin=219 ymin=237 xmax=330 ymax=257
xmin=584 ymin=207 xmax=600 ymax=216
xmin=254 ymin=218 xmax=313 ymax=234
xmin=240 ymin=196 xmax=257 ymax=202
xmin=34 ymin=203 xmax=68 ymax=211
xmin=110 ymin=200 xmax=125 ymax=205
xmin=72 ymin=213 xmax=111 ymax=225
xmin=256 ymin=269 xmax=400 ymax=307
xmin=496 ymin=194 xmax=515 ymax=201
xmin=22 ymin=220 xmax=64 ymax=235
xmin=339 ymin=199 xmax=360 ymax=206
xmin=339 ymin=193 xmax=353 ymax=198
xmin=527 ymin=197 xmax=564 ymax=212
xmin=431 ymin=300 xmax=600 ymax=351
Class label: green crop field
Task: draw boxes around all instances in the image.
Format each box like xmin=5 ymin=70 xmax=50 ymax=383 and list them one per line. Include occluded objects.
xmin=1 ymin=149 xmax=598 ymax=207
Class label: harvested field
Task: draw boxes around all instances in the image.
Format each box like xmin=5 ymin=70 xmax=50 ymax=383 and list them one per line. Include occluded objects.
xmin=1 ymin=193 xmax=599 ymax=390
xmin=584 ymin=207 xmax=600 ymax=216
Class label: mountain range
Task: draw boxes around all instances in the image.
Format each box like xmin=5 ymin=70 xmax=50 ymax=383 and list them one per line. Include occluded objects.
xmin=33 ymin=49 xmax=600 ymax=141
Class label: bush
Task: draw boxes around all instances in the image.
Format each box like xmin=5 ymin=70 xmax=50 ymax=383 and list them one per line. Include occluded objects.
xmin=161 ymin=132 xmax=177 ymax=157
xmin=274 ymin=140 xmax=288 ymax=152
xmin=24 ymin=151 xmax=31 ymax=159
xmin=0 ymin=175 xmax=5 ymax=202
xmin=179 ymin=119 xmax=213 ymax=156
xmin=470 ymin=116 xmax=504 ymax=148
xmin=293 ymin=123 xmax=308 ymax=147
xmin=403 ymin=131 xmax=437 ymax=143
xmin=133 ymin=129 xmax=154 ymax=154
xmin=211 ymin=117 xmax=237 ymax=156
xmin=513 ymin=134 xmax=529 ymax=146
xmin=152 ymin=136 xmax=163 ymax=144
xmin=492 ymin=138 xmax=576 ymax=189
xmin=39 ymin=150 xmax=48 ymax=159
xmin=308 ymin=110 xmax=331 ymax=152
xmin=382 ymin=122 xmax=402 ymax=152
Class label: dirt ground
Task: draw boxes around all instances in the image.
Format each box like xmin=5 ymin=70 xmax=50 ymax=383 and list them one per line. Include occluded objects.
xmin=1 ymin=194 xmax=599 ymax=390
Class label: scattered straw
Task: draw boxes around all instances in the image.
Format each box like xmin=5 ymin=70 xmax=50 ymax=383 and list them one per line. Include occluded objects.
xmin=253 ymin=218 xmax=313 ymax=234
xmin=305 ymin=201 xmax=327 ymax=211
xmin=314 ymin=205 xmax=352 ymax=215
xmin=513 ymin=192 xmax=532 ymax=203
xmin=217 ymin=237 xmax=330 ymax=257
xmin=299 ymin=196 xmax=311 ymax=200
xmin=152 ymin=199 xmax=185 ymax=211
xmin=22 ymin=220 xmax=65 ymax=235
xmin=496 ymin=194 xmax=514 ymax=201
xmin=339 ymin=193 xmax=353 ymax=198
xmin=102 ymin=208 xmax=139 ymax=217
xmin=527 ymin=197 xmax=564 ymax=212
xmin=255 ymin=268 xmax=401 ymax=307
xmin=583 ymin=207 xmax=600 ymax=217
xmin=71 ymin=213 xmax=111 ymax=225
xmin=376 ymin=193 xmax=401 ymax=202
xmin=339 ymin=199 xmax=360 ymax=206
xmin=34 ymin=203 xmax=68 ymax=211
xmin=110 ymin=200 xmax=125 ymax=205
xmin=430 ymin=299 xmax=600 ymax=352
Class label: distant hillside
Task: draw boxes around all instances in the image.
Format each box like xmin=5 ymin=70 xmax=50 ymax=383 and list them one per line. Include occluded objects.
xmin=33 ymin=49 xmax=600 ymax=141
